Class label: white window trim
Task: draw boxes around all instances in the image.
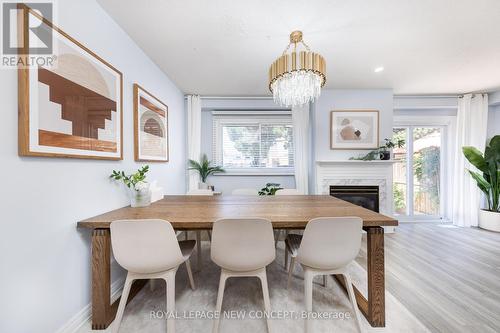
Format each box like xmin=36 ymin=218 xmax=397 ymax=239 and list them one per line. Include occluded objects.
xmin=212 ymin=114 xmax=295 ymax=176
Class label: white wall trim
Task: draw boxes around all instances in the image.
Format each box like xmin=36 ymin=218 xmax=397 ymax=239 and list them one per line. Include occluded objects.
xmin=55 ymin=277 xmax=125 ymax=333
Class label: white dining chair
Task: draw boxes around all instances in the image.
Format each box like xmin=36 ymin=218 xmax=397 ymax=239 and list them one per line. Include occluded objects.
xmin=285 ymin=217 xmax=363 ymax=333
xmin=110 ymin=219 xmax=196 ymax=333
xmin=231 ymin=188 xmax=259 ymax=195
xmin=211 ymin=218 xmax=275 ymax=333
xmin=186 ymin=189 xmax=214 ymax=270
xmin=274 ymin=188 xmax=301 ymax=247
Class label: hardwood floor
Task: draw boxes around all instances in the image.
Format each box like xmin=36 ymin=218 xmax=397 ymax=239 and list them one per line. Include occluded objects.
xmin=356 ymin=223 xmax=500 ymax=333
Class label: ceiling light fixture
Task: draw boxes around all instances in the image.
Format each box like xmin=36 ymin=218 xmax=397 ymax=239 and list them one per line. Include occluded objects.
xmin=374 ymin=66 xmax=384 ymax=73
xmin=268 ymin=31 xmax=326 ymax=107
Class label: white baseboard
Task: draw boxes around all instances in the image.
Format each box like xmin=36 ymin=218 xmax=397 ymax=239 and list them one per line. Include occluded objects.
xmin=56 ymin=277 xmax=125 ymax=333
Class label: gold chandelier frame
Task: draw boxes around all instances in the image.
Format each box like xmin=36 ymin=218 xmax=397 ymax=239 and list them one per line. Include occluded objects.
xmin=268 ymin=31 xmax=327 ymax=93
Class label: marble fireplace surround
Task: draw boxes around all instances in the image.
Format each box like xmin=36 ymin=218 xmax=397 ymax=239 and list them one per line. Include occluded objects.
xmin=315 ymin=160 xmax=395 ymax=217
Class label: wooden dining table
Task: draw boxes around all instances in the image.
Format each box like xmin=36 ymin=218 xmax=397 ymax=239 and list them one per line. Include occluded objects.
xmin=77 ymin=195 xmax=397 ymax=330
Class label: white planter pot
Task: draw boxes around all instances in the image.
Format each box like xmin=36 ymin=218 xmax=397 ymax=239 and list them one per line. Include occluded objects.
xmin=199 ymin=182 xmax=209 ymax=190
xmin=479 ymin=209 xmax=500 ymax=232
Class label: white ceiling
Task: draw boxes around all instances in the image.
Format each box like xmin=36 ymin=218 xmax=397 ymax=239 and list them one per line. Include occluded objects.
xmin=97 ymin=0 xmax=500 ymax=96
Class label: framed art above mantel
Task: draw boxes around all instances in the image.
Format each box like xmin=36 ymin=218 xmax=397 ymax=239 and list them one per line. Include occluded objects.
xmin=17 ymin=4 xmax=123 ymax=160
xmin=330 ymin=110 xmax=379 ymax=150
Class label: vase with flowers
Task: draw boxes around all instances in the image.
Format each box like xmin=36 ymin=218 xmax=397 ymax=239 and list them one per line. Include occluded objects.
xmin=110 ymin=165 xmax=151 ymax=207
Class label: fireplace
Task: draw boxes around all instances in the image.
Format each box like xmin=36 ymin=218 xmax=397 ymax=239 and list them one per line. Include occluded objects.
xmin=330 ymin=185 xmax=380 ymax=212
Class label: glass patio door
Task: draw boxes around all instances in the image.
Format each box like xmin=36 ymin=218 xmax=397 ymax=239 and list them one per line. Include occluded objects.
xmin=392 ymin=126 xmax=444 ymax=220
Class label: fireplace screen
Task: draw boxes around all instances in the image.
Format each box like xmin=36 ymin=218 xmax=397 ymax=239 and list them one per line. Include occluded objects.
xmin=330 ymin=185 xmax=380 ymax=212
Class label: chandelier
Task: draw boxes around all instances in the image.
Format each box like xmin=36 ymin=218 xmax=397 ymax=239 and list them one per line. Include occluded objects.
xmin=268 ymin=31 xmax=326 ymax=107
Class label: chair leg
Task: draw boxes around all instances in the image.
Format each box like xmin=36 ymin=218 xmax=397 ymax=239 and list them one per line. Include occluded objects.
xmin=113 ymin=273 xmax=134 ymax=333
xmin=284 ymin=246 xmax=289 ymax=270
xmin=165 ymin=271 xmax=176 ymax=333
xmin=287 ymin=256 xmax=296 ymax=289
xmin=185 ymin=259 xmax=196 ymax=290
xmin=213 ymin=270 xmax=228 ymax=333
xmin=196 ymin=230 xmax=202 ymax=271
xmin=207 ymin=230 xmax=212 ymax=242
xmin=343 ymin=273 xmax=363 ymax=333
xmin=149 ymin=279 xmax=156 ymax=291
xmin=304 ymin=269 xmax=314 ymax=333
xmin=258 ymin=269 xmax=272 ymax=333
xmin=184 ymin=231 xmax=188 ymax=240
xmin=322 ymin=275 xmax=327 ymax=288
xmin=274 ymin=230 xmax=280 ymax=248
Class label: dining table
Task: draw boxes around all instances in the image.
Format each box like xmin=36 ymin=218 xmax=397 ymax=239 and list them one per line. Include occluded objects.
xmin=77 ymin=194 xmax=398 ymax=330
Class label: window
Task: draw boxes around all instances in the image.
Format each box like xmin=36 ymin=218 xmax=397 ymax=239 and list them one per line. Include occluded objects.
xmin=213 ymin=113 xmax=294 ymax=174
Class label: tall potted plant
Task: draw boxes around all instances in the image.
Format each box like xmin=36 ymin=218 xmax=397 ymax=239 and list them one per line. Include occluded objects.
xmin=463 ymin=135 xmax=500 ymax=232
xmin=188 ymin=154 xmax=225 ymax=189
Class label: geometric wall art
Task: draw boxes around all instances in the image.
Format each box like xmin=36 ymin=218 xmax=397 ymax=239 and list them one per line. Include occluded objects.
xmin=133 ymin=84 xmax=169 ymax=162
xmin=18 ymin=5 xmax=123 ymax=159
xmin=330 ymin=110 xmax=379 ymax=149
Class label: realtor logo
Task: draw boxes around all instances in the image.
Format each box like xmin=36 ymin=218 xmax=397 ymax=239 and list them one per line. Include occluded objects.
xmin=1 ymin=1 xmax=55 ymax=68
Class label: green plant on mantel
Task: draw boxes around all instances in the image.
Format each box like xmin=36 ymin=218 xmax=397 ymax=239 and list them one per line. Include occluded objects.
xmin=188 ymin=154 xmax=225 ymax=183
xmin=463 ymin=135 xmax=500 ymax=212
xmin=350 ymin=137 xmax=405 ymax=160
xmin=258 ymin=183 xmax=283 ymax=196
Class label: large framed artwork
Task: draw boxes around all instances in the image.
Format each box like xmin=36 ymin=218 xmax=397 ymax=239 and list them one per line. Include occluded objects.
xmin=133 ymin=84 xmax=169 ymax=162
xmin=330 ymin=110 xmax=379 ymax=149
xmin=18 ymin=5 xmax=123 ymax=159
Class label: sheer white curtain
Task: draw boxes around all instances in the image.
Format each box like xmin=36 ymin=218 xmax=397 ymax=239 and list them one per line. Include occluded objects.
xmin=452 ymin=93 xmax=489 ymax=227
xmin=187 ymin=95 xmax=201 ymax=191
xmin=292 ymin=103 xmax=310 ymax=194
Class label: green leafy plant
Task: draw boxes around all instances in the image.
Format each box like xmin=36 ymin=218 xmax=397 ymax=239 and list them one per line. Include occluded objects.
xmin=188 ymin=154 xmax=225 ymax=183
xmin=258 ymin=183 xmax=283 ymax=196
xmin=110 ymin=165 xmax=150 ymax=190
xmin=380 ymin=138 xmax=405 ymax=152
xmin=462 ymin=135 xmax=500 ymax=212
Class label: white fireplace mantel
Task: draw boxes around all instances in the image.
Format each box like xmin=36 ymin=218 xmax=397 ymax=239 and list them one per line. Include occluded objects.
xmin=315 ymin=160 xmax=395 ymax=216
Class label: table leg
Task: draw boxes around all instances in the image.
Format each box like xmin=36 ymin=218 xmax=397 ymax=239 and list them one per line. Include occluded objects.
xmin=334 ymin=226 xmax=385 ymax=327
xmin=91 ymin=228 xmax=147 ymax=329
xmin=91 ymin=229 xmax=111 ymax=329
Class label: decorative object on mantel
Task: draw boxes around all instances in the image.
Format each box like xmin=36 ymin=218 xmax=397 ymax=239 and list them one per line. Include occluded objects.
xmin=350 ymin=137 xmax=405 ymax=161
xmin=463 ymin=135 xmax=500 ymax=232
xmin=258 ymin=183 xmax=283 ymax=195
xmin=18 ymin=4 xmax=123 ymax=160
xmin=268 ymin=31 xmax=326 ymax=107
xmin=133 ymin=83 xmax=169 ymax=162
xmin=188 ymin=154 xmax=225 ymax=189
xmin=110 ymin=165 xmax=151 ymax=207
xmin=330 ymin=110 xmax=379 ymax=149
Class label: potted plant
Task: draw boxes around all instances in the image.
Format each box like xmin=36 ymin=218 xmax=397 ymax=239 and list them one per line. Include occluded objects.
xmin=110 ymin=165 xmax=151 ymax=207
xmin=188 ymin=154 xmax=225 ymax=189
xmin=258 ymin=183 xmax=283 ymax=195
xmin=463 ymin=135 xmax=500 ymax=232
xmin=379 ymin=138 xmax=405 ymax=160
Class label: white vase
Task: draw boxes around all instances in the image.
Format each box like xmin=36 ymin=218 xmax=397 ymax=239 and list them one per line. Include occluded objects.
xmin=479 ymin=209 xmax=500 ymax=232
xmin=128 ymin=187 xmax=151 ymax=208
xmin=199 ymin=182 xmax=209 ymax=189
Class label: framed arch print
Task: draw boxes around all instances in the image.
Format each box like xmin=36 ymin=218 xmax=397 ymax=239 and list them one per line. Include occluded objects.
xmin=330 ymin=110 xmax=379 ymax=149
xmin=133 ymin=84 xmax=169 ymax=162
xmin=17 ymin=4 xmax=123 ymax=160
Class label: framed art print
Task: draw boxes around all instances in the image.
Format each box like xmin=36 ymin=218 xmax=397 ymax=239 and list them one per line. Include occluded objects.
xmin=18 ymin=5 xmax=123 ymax=159
xmin=330 ymin=110 xmax=379 ymax=149
xmin=133 ymin=84 xmax=169 ymax=162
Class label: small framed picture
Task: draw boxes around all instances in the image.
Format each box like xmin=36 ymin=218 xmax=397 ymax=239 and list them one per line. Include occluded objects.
xmin=133 ymin=84 xmax=169 ymax=162
xmin=330 ymin=110 xmax=379 ymax=149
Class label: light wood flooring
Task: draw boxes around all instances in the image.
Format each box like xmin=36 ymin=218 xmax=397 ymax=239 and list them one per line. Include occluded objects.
xmin=356 ymin=223 xmax=500 ymax=333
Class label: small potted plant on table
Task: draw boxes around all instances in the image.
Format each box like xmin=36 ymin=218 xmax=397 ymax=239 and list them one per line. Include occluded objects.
xmin=110 ymin=165 xmax=151 ymax=207
xmin=463 ymin=135 xmax=500 ymax=232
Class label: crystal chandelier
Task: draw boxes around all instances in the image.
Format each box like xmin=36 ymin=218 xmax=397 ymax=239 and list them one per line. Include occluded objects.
xmin=268 ymin=31 xmax=326 ymax=107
